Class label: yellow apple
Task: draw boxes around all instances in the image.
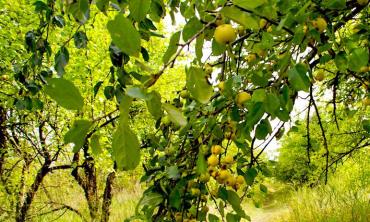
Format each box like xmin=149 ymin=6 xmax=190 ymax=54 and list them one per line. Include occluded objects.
xmin=259 ymin=18 xmax=267 ymax=29
xmin=314 ymin=71 xmax=325 ymax=82
xmin=246 ymin=53 xmax=257 ymax=63
xmin=214 ymin=24 xmax=237 ymax=44
xmin=190 ymin=188 xmax=200 ymax=196
xmin=312 ymin=17 xmax=327 ymax=33
xmin=236 ymin=91 xmax=251 ymax=106
xmin=363 ymin=97 xmax=370 ymax=106
xmin=204 ymin=63 xmax=213 ymax=75
xmin=267 ymin=26 xmax=273 ymax=33
xmin=218 ymin=81 xmax=225 ymax=92
xmin=180 ymin=90 xmax=189 ymax=98
xmin=236 ymin=175 xmax=245 ymax=185
xmin=199 ymin=173 xmax=210 ymax=183
xmin=218 ymin=169 xmax=230 ymax=181
xmin=237 ymin=25 xmax=245 ymax=36
xmin=222 ymin=155 xmax=234 ymax=164
xmin=211 ymin=145 xmax=222 ymax=155
xmin=207 ymin=154 xmax=219 ymax=166
xmin=226 ymin=176 xmax=236 ymax=187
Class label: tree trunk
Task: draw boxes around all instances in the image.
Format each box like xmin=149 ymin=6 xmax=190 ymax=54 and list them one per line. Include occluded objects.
xmin=72 ymin=153 xmax=100 ymax=221
xmin=15 ymin=162 xmax=51 ymax=222
xmin=101 ymin=172 xmax=116 ymax=222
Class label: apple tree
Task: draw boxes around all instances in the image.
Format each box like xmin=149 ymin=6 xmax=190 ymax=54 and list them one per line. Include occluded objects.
xmin=1 ymin=0 xmax=369 ymax=221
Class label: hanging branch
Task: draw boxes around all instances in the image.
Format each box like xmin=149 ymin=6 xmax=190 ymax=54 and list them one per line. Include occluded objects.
xmin=332 ymin=72 xmax=340 ymax=130
xmin=254 ymin=122 xmax=285 ymax=162
xmin=311 ymin=94 xmax=330 ymax=184
xmin=249 ymin=137 xmax=256 ymax=168
xmin=306 ymin=85 xmax=313 ymax=166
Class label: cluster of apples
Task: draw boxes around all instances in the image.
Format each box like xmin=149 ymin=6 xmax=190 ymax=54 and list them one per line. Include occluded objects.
xmin=202 ymin=145 xmax=245 ymax=190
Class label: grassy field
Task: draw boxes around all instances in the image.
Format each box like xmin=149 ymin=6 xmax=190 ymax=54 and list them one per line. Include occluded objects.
xmin=3 ymin=155 xmax=368 ymax=222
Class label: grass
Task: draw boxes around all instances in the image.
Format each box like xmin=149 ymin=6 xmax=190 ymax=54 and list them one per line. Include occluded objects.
xmin=278 ymin=155 xmax=370 ymax=222
xmin=2 ymin=153 xmax=368 ymax=222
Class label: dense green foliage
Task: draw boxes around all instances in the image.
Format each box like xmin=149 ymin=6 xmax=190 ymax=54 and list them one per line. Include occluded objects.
xmin=0 ymin=0 xmax=369 ymax=221
xmin=275 ymin=109 xmax=369 ymax=185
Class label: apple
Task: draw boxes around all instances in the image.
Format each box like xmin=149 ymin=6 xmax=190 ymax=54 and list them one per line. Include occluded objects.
xmin=236 ymin=91 xmax=251 ymax=106
xmin=214 ymin=24 xmax=237 ymax=44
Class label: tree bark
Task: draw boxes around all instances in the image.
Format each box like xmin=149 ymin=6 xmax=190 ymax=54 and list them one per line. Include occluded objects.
xmin=101 ymin=172 xmax=116 ymax=222
xmin=15 ymin=161 xmax=51 ymax=222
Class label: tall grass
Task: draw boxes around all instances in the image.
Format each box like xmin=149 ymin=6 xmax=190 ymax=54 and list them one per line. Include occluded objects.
xmin=282 ymin=153 xmax=370 ymax=222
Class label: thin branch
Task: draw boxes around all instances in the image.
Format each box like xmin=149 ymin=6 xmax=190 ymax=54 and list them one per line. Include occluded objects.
xmin=332 ymin=72 xmax=340 ymax=130
xmin=306 ymin=86 xmax=313 ymax=166
xmin=311 ymin=95 xmax=329 ymax=184
xmin=144 ymin=18 xmax=217 ymax=88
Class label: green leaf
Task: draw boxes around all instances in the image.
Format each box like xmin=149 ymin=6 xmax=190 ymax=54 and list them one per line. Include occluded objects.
xmin=112 ymin=96 xmax=141 ymax=170
xmin=107 ymin=14 xmax=141 ymax=56
xmin=195 ymin=34 xmax=204 ymax=62
xmin=186 ymin=66 xmax=213 ymax=104
xmin=64 ymin=120 xmax=92 ymax=153
xmin=208 ymin=214 xmax=220 ymax=222
xmin=233 ymin=0 xmax=266 ymax=9
xmin=221 ymin=6 xmax=258 ymax=30
xmin=44 ymin=78 xmax=84 ymax=110
xmin=146 ymin=91 xmax=163 ymax=120
xmin=73 ymin=31 xmax=88 ymax=49
xmin=182 ymin=17 xmax=203 ymax=42
xmin=288 ymin=126 xmax=299 ymax=134
xmin=54 ymin=46 xmax=69 ymax=76
xmin=362 ymin=120 xmax=370 ymax=133
xmin=288 ymin=63 xmax=310 ymax=92
xmin=264 ymin=93 xmax=280 ymax=114
xmin=53 ymin=15 xmax=65 ymax=28
xmin=112 ymin=126 xmax=140 ymax=169
xmin=139 ymin=192 xmax=163 ymax=207
xmin=90 ymin=134 xmax=102 ymax=155
xmin=251 ymin=71 xmax=269 ymax=87
xmin=162 ymin=103 xmax=187 ymax=126
xmin=141 ymin=47 xmax=150 ymax=62
xmin=260 ymin=184 xmax=268 ymax=193
xmin=245 ymin=167 xmax=258 ymax=185
xmin=226 ymin=213 xmax=241 ymax=222
xmin=334 ymin=51 xmax=347 ymax=71
xmin=129 ymin=0 xmax=151 ymax=22
xmin=93 ymin=81 xmax=103 ymax=97
xmin=252 ymin=89 xmax=266 ymax=102
xmin=246 ymin=102 xmax=265 ymax=128
xmin=255 ymin=119 xmax=272 ymax=140
xmin=104 ymin=86 xmax=115 ymax=100
xmin=348 ymin=48 xmax=369 ymax=72
xmin=162 ymin=31 xmax=181 ymax=64
xmin=68 ymin=0 xmax=90 ymax=24
xmin=169 ymin=187 xmax=181 ymax=209
xmin=212 ymin=39 xmax=227 ymax=56
xmin=227 ymin=190 xmax=246 ymax=218
xmin=261 ymin=32 xmax=274 ymax=48
xmin=14 ymin=97 xmax=33 ymax=110
xmin=166 ymin=166 xmax=180 ymax=179
xmin=196 ymin=152 xmax=207 ymax=174
xmin=96 ymin=0 xmax=109 ymax=13
xmin=126 ymin=86 xmax=149 ymax=100
xmin=323 ymin=0 xmax=346 ymax=9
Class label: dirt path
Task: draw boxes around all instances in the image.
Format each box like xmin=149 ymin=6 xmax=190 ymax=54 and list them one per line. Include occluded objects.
xmin=242 ymin=200 xmax=290 ymax=222
xmin=250 ymin=206 xmax=290 ymax=222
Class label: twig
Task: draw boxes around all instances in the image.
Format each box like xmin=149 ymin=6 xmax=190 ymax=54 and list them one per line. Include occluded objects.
xmin=311 ymin=94 xmax=329 ymax=184
xmin=144 ymin=18 xmax=217 ymax=88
